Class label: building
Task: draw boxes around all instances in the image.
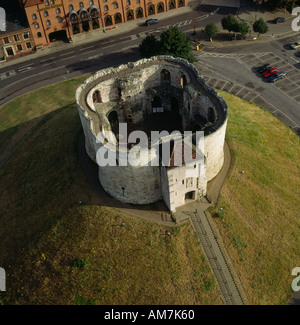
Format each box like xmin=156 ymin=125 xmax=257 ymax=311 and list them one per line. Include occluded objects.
xmin=23 ymin=0 xmax=187 ymax=49
xmin=76 ymin=56 xmax=228 ymax=212
xmin=0 ymin=0 xmax=35 ymax=61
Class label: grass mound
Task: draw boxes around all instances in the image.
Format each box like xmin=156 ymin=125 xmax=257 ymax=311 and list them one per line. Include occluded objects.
xmin=0 ymin=78 xmax=221 ymax=305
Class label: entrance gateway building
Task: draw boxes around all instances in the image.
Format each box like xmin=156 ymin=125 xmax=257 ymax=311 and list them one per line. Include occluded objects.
xmin=76 ymin=56 xmax=228 ymax=212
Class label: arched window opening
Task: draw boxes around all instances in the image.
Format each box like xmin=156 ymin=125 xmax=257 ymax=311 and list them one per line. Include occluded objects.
xmin=80 ymin=10 xmax=89 ymax=21
xmin=157 ymin=2 xmax=164 ymax=13
xmin=92 ymin=90 xmax=102 ymax=103
xmin=181 ymin=74 xmax=187 ymax=87
xmin=70 ymin=13 xmax=79 ymax=22
xmin=152 ymin=96 xmax=162 ymax=108
xmin=136 ymin=7 xmax=143 ymax=18
xmin=178 ymin=0 xmax=185 ymax=7
xmin=126 ymin=10 xmax=134 ymax=21
xmin=208 ymin=107 xmax=216 ymax=123
xmin=161 ymin=69 xmax=171 ymax=83
xmin=108 ymin=110 xmax=119 ymax=127
xmin=104 ymin=15 xmax=113 ymax=26
xmin=114 ymin=12 xmax=122 ymax=24
xmin=148 ymin=4 xmax=155 ymax=16
xmin=169 ymin=0 xmax=176 ymax=10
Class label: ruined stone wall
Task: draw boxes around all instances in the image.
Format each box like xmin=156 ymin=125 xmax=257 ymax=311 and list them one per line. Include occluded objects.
xmin=76 ymin=56 xmax=228 ymax=210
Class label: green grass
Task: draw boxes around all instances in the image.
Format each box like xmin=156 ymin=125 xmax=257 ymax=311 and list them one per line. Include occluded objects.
xmin=210 ymin=91 xmax=300 ymax=305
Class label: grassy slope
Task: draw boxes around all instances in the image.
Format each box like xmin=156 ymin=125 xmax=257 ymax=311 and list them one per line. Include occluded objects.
xmin=210 ymin=91 xmax=300 ymax=305
xmin=0 ymin=79 xmax=222 ymax=305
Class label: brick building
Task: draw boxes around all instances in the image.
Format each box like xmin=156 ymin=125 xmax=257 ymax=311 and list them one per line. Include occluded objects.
xmin=23 ymin=0 xmax=186 ymax=48
xmin=0 ymin=0 xmax=35 ymax=61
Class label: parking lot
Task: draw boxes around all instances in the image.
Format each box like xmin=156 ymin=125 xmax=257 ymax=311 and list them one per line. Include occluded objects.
xmin=236 ymin=52 xmax=300 ymax=104
xmin=195 ymin=51 xmax=300 ymax=135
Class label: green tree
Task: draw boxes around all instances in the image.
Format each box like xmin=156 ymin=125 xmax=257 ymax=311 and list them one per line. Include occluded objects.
xmin=221 ymin=14 xmax=239 ymax=34
xmin=253 ymin=18 xmax=269 ymax=37
xmin=205 ymin=22 xmax=218 ymax=42
xmin=139 ymin=35 xmax=160 ymax=58
xmin=159 ymin=26 xmax=196 ymax=63
xmin=238 ymin=21 xmax=249 ymax=38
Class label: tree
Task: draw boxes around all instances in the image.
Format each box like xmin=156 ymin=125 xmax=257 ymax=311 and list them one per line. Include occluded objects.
xmin=139 ymin=27 xmax=196 ymax=63
xmin=139 ymin=35 xmax=160 ymax=58
xmin=237 ymin=21 xmax=249 ymax=39
xmin=205 ymin=22 xmax=218 ymax=42
xmin=253 ymin=18 xmax=269 ymax=37
xmin=221 ymin=14 xmax=239 ymax=34
xmin=159 ymin=26 xmax=196 ymax=63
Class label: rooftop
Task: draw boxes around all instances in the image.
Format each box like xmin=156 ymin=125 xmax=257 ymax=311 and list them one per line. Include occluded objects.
xmin=23 ymin=0 xmax=44 ymax=8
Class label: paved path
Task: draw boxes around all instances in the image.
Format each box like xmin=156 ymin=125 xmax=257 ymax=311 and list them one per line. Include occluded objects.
xmin=190 ymin=206 xmax=244 ymax=305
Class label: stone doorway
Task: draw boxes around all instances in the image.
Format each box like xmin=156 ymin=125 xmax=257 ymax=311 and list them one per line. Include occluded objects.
xmin=185 ymin=191 xmax=195 ymax=201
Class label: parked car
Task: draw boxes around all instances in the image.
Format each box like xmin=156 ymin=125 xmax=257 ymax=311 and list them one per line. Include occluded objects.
xmin=263 ymin=67 xmax=279 ymax=78
xmin=273 ymin=17 xmax=286 ymax=24
xmin=290 ymin=41 xmax=300 ymax=50
xmin=145 ymin=19 xmax=159 ymax=26
xmin=257 ymin=63 xmax=271 ymax=73
xmin=268 ymin=72 xmax=286 ymax=83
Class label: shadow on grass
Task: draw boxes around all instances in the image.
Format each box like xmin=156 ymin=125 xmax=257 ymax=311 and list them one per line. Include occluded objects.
xmin=0 ymin=103 xmax=170 ymax=265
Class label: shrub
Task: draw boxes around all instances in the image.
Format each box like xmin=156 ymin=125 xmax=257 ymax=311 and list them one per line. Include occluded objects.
xmin=72 ymin=258 xmax=88 ymax=268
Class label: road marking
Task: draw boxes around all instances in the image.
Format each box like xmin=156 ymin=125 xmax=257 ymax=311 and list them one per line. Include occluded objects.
xmin=101 ymin=44 xmax=116 ymax=49
xmin=80 ymin=46 xmax=95 ymax=51
xmin=173 ymin=20 xmax=191 ymax=28
xmin=60 ymin=51 xmax=75 ymax=57
xmin=60 ymin=55 xmax=77 ymax=61
xmin=196 ymin=14 xmax=209 ymax=21
xmin=0 ymin=70 xmax=16 ymax=80
xmin=86 ymin=53 xmax=103 ymax=60
xmin=39 ymin=57 xmax=55 ymax=63
xmin=102 ymin=40 xmax=114 ymax=44
xmin=18 ymin=66 xmax=35 ymax=73
xmin=290 ymin=56 xmax=299 ymax=63
xmin=120 ymin=45 xmax=137 ymax=51
xmin=84 ymin=48 xmax=98 ymax=53
xmin=18 ymin=63 xmax=34 ymax=69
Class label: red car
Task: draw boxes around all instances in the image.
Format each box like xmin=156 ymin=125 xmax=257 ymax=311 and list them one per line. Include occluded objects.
xmin=263 ymin=67 xmax=279 ymax=78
